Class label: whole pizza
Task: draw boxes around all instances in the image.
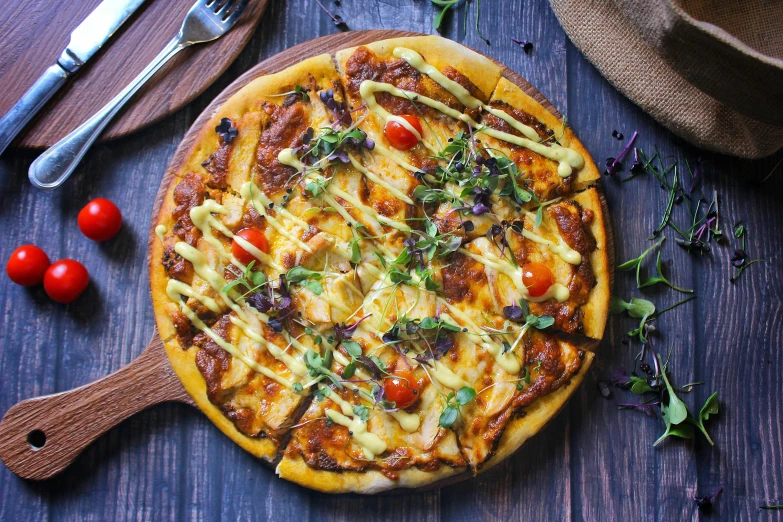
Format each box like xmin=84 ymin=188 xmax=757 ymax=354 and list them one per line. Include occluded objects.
xmin=150 ymin=35 xmax=610 ymax=493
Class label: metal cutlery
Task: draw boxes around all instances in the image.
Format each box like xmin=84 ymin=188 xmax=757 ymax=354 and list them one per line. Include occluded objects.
xmin=28 ymin=0 xmax=248 ymax=190
xmin=0 ymin=0 xmax=147 ymax=156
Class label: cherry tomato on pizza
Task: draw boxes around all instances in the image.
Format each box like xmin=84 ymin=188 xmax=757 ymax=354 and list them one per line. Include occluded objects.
xmin=383 ymin=368 xmax=420 ymax=409
xmin=6 ymin=245 xmax=51 ymax=286
xmin=521 ymin=262 xmax=555 ymax=298
xmin=43 ymin=259 xmax=89 ymax=304
xmin=78 ymin=198 xmax=123 ymax=242
xmin=232 ymin=228 xmax=270 ymax=265
xmin=383 ymin=115 xmax=422 ymax=150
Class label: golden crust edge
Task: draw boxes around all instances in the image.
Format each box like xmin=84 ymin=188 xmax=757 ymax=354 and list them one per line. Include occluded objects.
xmin=490 ymin=76 xmax=602 ymax=189
xmin=477 ymin=350 xmax=594 ymax=474
xmin=178 ymin=53 xmax=339 ymax=176
xmin=334 ymin=35 xmax=503 ymax=100
xmin=572 ymin=188 xmax=611 ymax=341
xmin=275 ymin=454 xmax=467 ymax=494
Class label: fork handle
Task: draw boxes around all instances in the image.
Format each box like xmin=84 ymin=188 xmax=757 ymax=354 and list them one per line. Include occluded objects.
xmin=29 ymin=37 xmax=187 ymax=190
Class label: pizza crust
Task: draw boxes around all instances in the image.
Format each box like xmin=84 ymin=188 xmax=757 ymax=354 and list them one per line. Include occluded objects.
xmin=489 ymin=76 xmax=602 ymax=190
xmin=276 ymin=454 xmax=467 ymax=494
xmin=335 ymin=35 xmax=503 ymax=100
xmin=479 ymin=350 xmax=594 ymax=474
xmin=150 ymin=34 xmax=610 ymax=493
xmin=573 ymin=189 xmax=612 ymax=341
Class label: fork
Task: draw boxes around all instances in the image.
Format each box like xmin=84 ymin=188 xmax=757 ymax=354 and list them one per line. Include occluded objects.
xmin=28 ymin=0 xmax=248 ymax=190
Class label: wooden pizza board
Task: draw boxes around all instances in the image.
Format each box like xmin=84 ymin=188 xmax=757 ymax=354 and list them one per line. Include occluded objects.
xmin=0 ymin=30 xmax=614 ymax=485
xmin=0 ymin=0 xmax=269 ymax=149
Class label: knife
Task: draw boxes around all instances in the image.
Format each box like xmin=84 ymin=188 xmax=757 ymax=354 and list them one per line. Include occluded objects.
xmin=0 ymin=0 xmax=147 ymax=155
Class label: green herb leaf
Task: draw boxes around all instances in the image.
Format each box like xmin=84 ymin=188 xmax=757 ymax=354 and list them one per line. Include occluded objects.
xmin=352 ymin=404 xmax=370 ymax=422
xmin=342 ymin=340 xmax=363 ymax=357
xmin=350 ymin=239 xmax=362 ymax=264
xmin=439 ymin=406 xmax=459 ymax=428
xmin=303 ymin=280 xmax=323 ymax=295
xmin=629 ymin=376 xmax=655 ymax=395
xmin=692 ymin=391 xmax=719 ymax=445
xmin=456 ymin=386 xmax=476 ymax=406
xmin=342 ymin=361 xmax=356 ymax=379
xmin=287 ymin=266 xmax=323 ymax=283
xmin=292 ymin=382 xmax=304 ymax=393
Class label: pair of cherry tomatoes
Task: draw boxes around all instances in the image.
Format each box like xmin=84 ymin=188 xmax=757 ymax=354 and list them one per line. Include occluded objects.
xmin=6 ymin=198 xmax=122 ymax=303
xmin=6 ymin=246 xmax=88 ymax=303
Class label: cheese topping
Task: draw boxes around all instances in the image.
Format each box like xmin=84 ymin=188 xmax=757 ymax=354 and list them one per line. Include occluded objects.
xmin=365 ymin=47 xmax=585 ymax=178
xmin=161 ymin=44 xmax=598 ymax=463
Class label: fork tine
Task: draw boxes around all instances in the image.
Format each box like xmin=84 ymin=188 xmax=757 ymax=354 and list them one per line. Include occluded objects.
xmin=220 ymin=0 xmax=247 ymax=23
xmin=213 ymin=0 xmax=234 ymax=16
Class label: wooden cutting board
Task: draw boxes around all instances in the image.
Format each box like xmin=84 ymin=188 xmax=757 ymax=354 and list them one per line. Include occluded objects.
xmin=0 ymin=0 xmax=268 ymax=149
xmin=0 ymin=29 xmax=613 ymax=482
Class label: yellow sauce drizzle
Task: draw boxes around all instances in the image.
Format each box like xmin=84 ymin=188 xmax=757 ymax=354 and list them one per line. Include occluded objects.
xmin=363 ymin=48 xmax=584 ymax=178
xmin=166 ymin=281 xmax=292 ymax=388
xmin=155 ymin=225 xmax=166 ymax=245
xmin=240 ymin=181 xmax=313 ymax=254
xmin=458 ymin=247 xmax=570 ymax=303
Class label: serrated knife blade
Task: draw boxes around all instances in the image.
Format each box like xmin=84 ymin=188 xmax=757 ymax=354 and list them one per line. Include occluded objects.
xmin=0 ymin=0 xmax=147 ymax=155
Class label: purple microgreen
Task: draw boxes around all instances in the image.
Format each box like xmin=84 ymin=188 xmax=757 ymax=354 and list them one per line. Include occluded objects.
xmin=215 ymin=118 xmax=238 ymax=144
xmin=694 ymin=487 xmax=723 ymax=515
xmin=511 ymin=37 xmax=534 ymax=54
xmin=315 ymin=0 xmax=347 ymax=28
xmin=604 ymin=131 xmax=638 ymax=176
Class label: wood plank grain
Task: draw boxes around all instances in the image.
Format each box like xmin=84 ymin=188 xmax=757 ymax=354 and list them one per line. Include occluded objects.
xmin=0 ymin=0 xmax=268 ymax=148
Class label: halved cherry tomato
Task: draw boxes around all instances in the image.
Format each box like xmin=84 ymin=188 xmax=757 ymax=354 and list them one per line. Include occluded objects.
xmin=383 ymin=369 xmax=420 ymax=409
xmin=78 ymin=198 xmax=122 ymax=242
xmin=383 ymin=115 xmax=422 ymax=150
xmin=6 ymin=245 xmax=51 ymax=286
xmin=232 ymin=228 xmax=269 ymax=265
xmin=521 ymin=262 xmax=555 ymax=298
xmin=43 ymin=259 xmax=89 ymax=304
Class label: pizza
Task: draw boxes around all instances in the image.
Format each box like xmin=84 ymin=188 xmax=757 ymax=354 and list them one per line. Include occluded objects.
xmin=150 ymin=35 xmax=610 ymax=493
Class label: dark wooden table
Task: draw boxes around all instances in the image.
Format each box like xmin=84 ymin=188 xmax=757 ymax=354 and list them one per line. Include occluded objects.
xmin=1 ymin=1 xmax=781 ymax=520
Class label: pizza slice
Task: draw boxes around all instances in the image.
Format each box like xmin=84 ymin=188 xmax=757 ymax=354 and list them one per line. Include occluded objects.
xmin=150 ymin=54 xmax=347 ymax=461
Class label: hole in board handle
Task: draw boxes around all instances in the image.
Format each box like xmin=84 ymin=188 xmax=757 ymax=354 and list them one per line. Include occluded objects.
xmin=27 ymin=430 xmax=46 ymax=450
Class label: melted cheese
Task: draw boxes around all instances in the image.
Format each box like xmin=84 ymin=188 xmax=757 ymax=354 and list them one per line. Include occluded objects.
xmin=459 ymin=247 xmax=570 ymax=303
xmin=348 ymin=153 xmax=414 ymax=204
xmin=325 ymin=409 xmax=387 ymax=459
xmin=166 ymin=282 xmax=292 ymax=388
xmin=366 ymin=47 xmax=585 ymax=178
xmin=240 ymin=181 xmax=313 ymax=254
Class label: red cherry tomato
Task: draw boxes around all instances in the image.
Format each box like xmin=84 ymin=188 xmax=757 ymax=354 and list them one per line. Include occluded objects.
xmin=232 ymin=228 xmax=270 ymax=265
xmin=6 ymin=245 xmax=51 ymax=286
xmin=383 ymin=115 xmax=422 ymax=150
xmin=383 ymin=369 xmax=420 ymax=409
xmin=78 ymin=198 xmax=122 ymax=242
xmin=521 ymin=262 xmax=555 ymax=298
xmin=43 ymin=260 xmax=89 ymax=304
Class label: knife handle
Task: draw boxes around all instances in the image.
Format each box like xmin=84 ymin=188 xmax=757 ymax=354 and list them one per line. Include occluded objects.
xmin=28 ymin=38 xmax=185 ymax=190
xmin=0 ymin=64 xmax=70 ymax=155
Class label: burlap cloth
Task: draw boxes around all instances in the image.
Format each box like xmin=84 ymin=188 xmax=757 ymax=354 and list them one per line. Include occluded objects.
xmin=550 ymin=0 xmax=783 ymax=158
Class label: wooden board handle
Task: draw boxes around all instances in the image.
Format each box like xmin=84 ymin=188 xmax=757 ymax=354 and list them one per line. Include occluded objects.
xmin=0 ymin=332 xmax=193 ymax=480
